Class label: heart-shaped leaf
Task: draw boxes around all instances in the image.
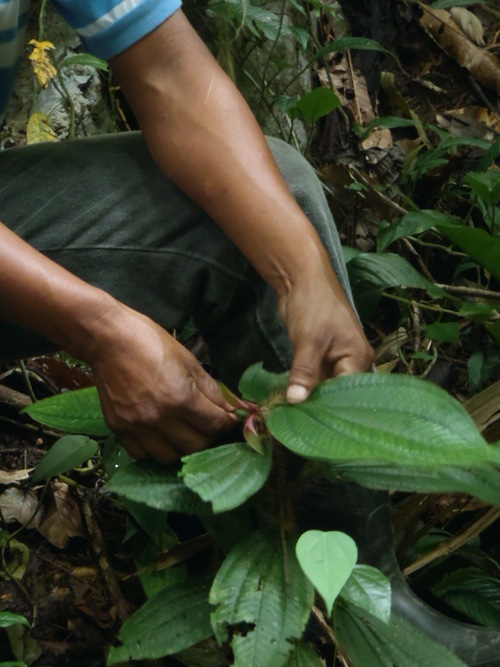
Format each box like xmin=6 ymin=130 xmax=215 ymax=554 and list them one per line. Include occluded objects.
xmin=296 ymin=530 xmax=357 ymax=616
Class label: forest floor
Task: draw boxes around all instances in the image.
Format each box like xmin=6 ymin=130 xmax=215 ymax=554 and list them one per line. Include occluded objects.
xmin=1 ymin=2 xmax=499 ymax=666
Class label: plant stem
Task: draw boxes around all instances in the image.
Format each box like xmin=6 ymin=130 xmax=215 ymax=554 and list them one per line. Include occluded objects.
xmin=382 ymin=292 xmax=459 ymax=316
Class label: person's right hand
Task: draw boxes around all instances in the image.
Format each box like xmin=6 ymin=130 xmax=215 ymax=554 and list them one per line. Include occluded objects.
xmin=86 ymin=303 xmax=238 ymax=463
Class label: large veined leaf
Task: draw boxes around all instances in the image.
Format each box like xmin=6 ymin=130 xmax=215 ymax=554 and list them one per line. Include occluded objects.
xmin=377 ymin=210 xmax=461 ymax=252
xmin=344 ymin=251 xmax=444 ymax=318
xmin=296 ymin=530 xmax=357 ymax=616
xmin=107 ymin=575 xmax=213 ymax=664
xmin=210 ymin=529 xmax=314 ymax=667
xmin=437 ymin=224 xmax=500 ymax=283
xmin=31 ymin=435 xmax=98 ymax=483
xmin=284 ymin=643 xmax=323 ymax=667
xmin=432 ymin=568 xmax=500 ymax=628
xmin=181 ymin=441 xmax=272 ymax=512
xmin=340 ymin=565 xmax=391 ymax=624
xmin=267 ymin=374 xmax=500 ymax=467
xmin=335 ymin=603 xmax=468 ymax=666
xmin=23 ymin=387 xmax=109 ymax=436
xmin=239 ymin=362 xmax=288 ymax=403
xmin=325 ymin=461 xmax=500 ymax=507
xmin=106 ymin=462 xmax=211 ymax=515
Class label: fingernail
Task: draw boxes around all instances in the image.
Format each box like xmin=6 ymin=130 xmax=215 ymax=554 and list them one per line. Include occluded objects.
xmin=286 ymin=384 xmax=308 ymax=403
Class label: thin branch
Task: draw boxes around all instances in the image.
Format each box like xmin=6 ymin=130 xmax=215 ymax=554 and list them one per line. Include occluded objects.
xmin=435 ymin=284 xmax=500 ymax=301
xmin=404 ymin=506 xmax=500 ymax=576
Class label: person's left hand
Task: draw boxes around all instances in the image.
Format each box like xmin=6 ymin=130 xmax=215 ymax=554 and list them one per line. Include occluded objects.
xmin=278 ymin=259 xmax=374 ymax=403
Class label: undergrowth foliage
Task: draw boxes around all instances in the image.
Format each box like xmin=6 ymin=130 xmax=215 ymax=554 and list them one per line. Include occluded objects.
xmin=2 ymin=0 xmax=500 ymax=665
xmin=19 ymin=363 xmax=500 ymax=666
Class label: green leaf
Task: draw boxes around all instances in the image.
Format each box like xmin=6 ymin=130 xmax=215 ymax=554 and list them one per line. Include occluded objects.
xmin=210 ymin=529 xmax=314 ymax=667
xmin=432 ymin=568 xmax=500 ymax=628
xmin=466 ymin=171 xmax=500 ymax=207
xmin=377 ymin=210 xmax=460 ymax=252
xmin=0 ymin=663 xmax=29 ymax=667
xmin=23 ymin=387 xmax=109 ymax=436
xmin=0 ymin=612 xmax=30 ymax=629
xmin=340 ymin=565 xmax=391 ymax=624
xmin=107 ymin=575 xmax=213 ymax=664
xmin=425 ymin=321 xmax=461 ymax=343
xmin=31 ymin=435 xmax=98 ymax=483
xmin=107 ymin=462 xmax=211 ymax=515
xmin=124 ymin=500 xmax=171 ymax=545
xmin=133 ymin=530 xmax=184 ymax=598
xmin=201 ymin=507 xmax=254 ymax=555
xmin=284 ymin=643 xmax=323 ymax=667
xmin=268 ymin=373 xmax=500 ymax=467
xmin=335 ymin=603 xmax=468 ymax=666
xmin=181 ymin=441 xmax=272 ymax=513
xmin=437 ymin=224 xmax=500 ymax=283
xmin=314 ymin=36 xmax=395 ymax=62
xmin=345 ymin=251 xmax=444 ymax=319
xmin=289 ymin=88 xmax=340 ymax=124
xmin=476 ymin=139 xmax=500 ymax=172
xmin=60 ymin=53 xmax=109 ymax=71
xmin=326 ymin=461 xmax=500 ymax=507
xmin=296 ymin=530 xmax=357 ymax=616
xmin=239 ymin=362 xmax=288 ymax=403
xmin=358 ymin=116 xmax=416 ymax=142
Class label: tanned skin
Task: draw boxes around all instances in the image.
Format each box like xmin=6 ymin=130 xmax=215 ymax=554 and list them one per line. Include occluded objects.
xmin=0 ymin=11 xmax=373 ymax=462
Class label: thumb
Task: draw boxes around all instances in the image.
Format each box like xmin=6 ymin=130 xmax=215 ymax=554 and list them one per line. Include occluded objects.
xmin=287 ymin=341 xmax=321 ymax=404
xmin=193 ymin=363 xmax=236 ymax=413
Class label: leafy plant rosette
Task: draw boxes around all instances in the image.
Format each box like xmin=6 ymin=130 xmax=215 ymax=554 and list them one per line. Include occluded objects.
xmin=23 ymin=363 xmax=500 ymax=666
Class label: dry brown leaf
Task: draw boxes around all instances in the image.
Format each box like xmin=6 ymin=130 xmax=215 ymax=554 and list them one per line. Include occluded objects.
xmin=450 ymin=7 xmax=485 ymax=46
xmin=317 ymin=58 xmax=392 ymax=152
xmin=0 ymin=468 xmax=33 ymax=484
xmin=436 ymin=105 xmax=500 ymax=140
xmin=0 ymin=487 xmax=43 ymax=527
xmin=375 ymin=327 xmax=409 ymax=364
xmin=37 ymin=481 xmax=84 ymax=549
xmin=420 ymin=5 xmax=500 ymax=95
xmin=463 ymin=378 xmax=500 ymax=431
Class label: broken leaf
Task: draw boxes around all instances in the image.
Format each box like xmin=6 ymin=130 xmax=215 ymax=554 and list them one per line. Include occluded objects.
xmin=37 ymin=481 xmax=84 ymax=549
xmin=0 ymin=488 xmax=42 ymax=528
xmin=26 ymin=112 xmax=57 ymax=145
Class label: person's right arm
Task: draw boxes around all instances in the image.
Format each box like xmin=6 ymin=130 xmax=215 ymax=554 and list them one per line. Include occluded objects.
xmin=0 ymin=222 xmax=237 ymax=462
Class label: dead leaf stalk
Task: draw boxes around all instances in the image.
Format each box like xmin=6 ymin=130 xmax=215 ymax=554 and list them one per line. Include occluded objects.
xmin=82 ymin=498 xmax=129 ymax=625
xmin=404 ymin=506 xmax=500 ymax=576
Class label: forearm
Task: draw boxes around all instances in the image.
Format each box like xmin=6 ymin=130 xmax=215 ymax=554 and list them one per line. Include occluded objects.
xmin=110 ymin=11 xmax=336 ymax=298
xmin=0 ymin=222 xmax=118 ymax=360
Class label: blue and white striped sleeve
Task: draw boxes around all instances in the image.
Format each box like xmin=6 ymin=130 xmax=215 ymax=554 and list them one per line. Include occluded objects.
xmin=0 ymin=0 xmax=30 ymax=124
xmin=51 ymin=0 xmax=182 ymax=61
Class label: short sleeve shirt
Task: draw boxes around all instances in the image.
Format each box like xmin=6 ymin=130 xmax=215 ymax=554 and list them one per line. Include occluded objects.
xmin=0 ymin=0 xmax=182 ymax=124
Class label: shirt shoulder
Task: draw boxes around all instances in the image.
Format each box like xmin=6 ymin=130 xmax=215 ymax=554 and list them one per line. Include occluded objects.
xmin=51 ymin=0 xmax=182 ymax=60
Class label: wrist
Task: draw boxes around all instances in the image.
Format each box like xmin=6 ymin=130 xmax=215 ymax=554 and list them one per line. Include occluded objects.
xmin=46 ymin=288 xmax=123 ymax=363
